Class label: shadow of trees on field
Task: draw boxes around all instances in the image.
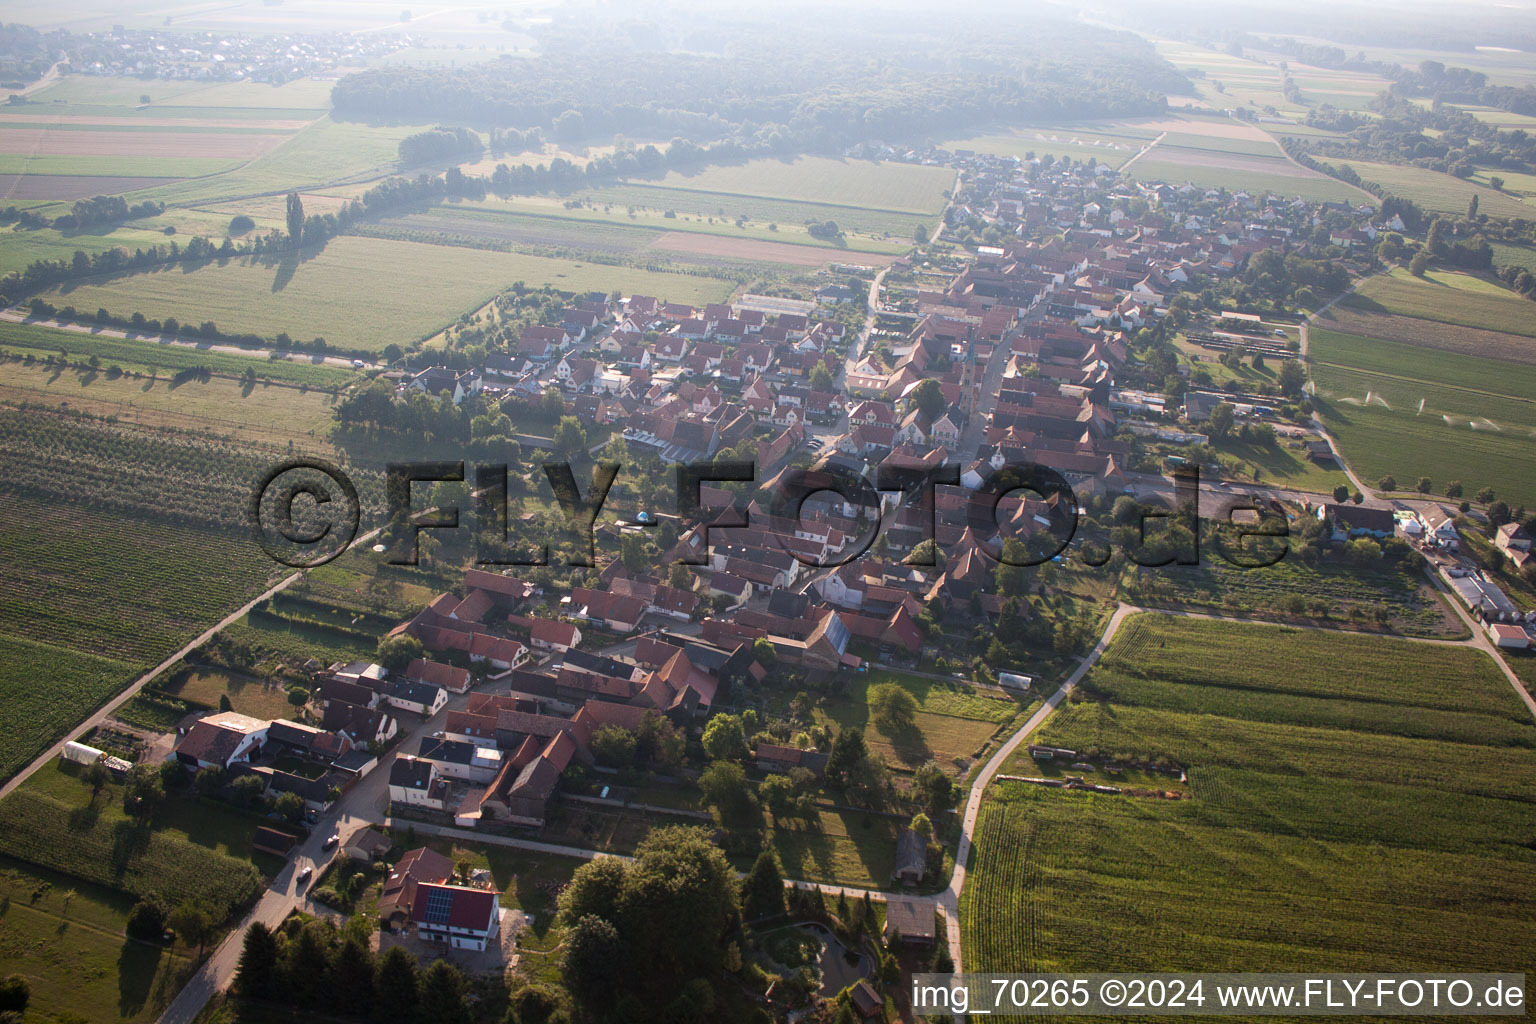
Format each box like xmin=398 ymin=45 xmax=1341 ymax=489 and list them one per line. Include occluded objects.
xmin=118 ymin=939 xmax=162 ymax=1016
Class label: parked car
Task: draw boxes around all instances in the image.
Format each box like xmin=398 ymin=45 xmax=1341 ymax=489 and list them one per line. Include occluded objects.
xmin=297 ymin=865 xmax=314 ymax=886
xmin=323 ymin=834 xmax=339 ymax=849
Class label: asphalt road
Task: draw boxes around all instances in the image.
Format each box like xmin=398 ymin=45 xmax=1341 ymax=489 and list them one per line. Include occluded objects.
xmin=156 ymin=685 xmax=475 ymax=1024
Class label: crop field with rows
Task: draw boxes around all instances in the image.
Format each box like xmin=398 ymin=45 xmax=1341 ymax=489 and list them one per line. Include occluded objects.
xmin=0 ymin=409 xmax=367 ymax=779
xmin=0 ymin=635 xmax=137 ymax=781
xmin=962 ymin=614 xmax=1536 ymax=982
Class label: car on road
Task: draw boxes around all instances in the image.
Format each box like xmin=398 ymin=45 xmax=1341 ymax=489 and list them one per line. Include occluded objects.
xmin=297 ymin=865 xmax=314 ymax=886
xmin=323 ymin=834 xmax=339 ymax=849
xmin=352 ymin=359 xmax=366 ymax=369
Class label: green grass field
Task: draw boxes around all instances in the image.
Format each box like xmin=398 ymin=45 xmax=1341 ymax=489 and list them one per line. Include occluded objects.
xmin=1127 ymin=158 xmax=1368 ymax=203
xmin=0 ymin=153 xmax=242 ymax=178
xmin=42 ymin=235 xmax=735 ymax=351
xmin=1310 ymin=326 xmax=1536 ymax=508
xmin=384 ymin=194 xmax=912 ymax=256
xmin=574 ymin=181 xmax=934 ymax=239
xmin=161 ymin=668 xmax=302 ymax=721
xmin=1332 ymin=160 xmax=1532 ymax=219
xmin=23 ymin=75 xmax=332 ymax=111
xmin=1491 ymin=241 xmax=1536 ymax=275
xmin=0 ymin=855 xmax=197 ymax=1023
xmin=945 ymin=126 xmax=1150 ymax=167
xmin=962 ymin=614 xmax=1536 ymax=978
xmin=1206 ymin=432 xmax=1351 ymax=493
xmin=636 ymin=156 xmax=952 ymax=214
xmin=812 ymin=670 xmax=1026 ymax=770
xmin=1350 ymin=267 xmax=1536 ymax=337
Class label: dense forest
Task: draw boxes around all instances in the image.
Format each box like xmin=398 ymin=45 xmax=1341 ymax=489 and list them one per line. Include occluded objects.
xmin=331 ymin=11 xmax=1183 ymax=149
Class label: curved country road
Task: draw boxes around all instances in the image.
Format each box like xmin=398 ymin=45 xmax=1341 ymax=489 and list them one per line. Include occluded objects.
xmin=937 ymin=601 xmax=1139 ymax=973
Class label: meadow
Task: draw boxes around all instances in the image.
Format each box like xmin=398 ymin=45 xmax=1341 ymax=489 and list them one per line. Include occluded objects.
xmin=1348 ymin=267 xmax=1536 ymax=337
xmin=1331 ymin=159 xmax=1532 ymax=219
xmin=635 ymin=156 xmax=953 ymax=215
xmin=811 ymin=669 xmax=1027 ymax=770
xmin=0 ymin=358 xmax=342 ymax=448
xmin=0 ymin=855 xmax=196 ymax=1024
xmin=945 ymin=127 xmax=1146 ymax=168
xmin=1127 ymin=157 xmax=1367 ymax=203
xmin=962 ymin=614 xmax=1536 ymax=979
xmin=42 ymin=235 xmax=737 ymax=352
xmin=1309 ymin=327 xmax=1536 ymax=508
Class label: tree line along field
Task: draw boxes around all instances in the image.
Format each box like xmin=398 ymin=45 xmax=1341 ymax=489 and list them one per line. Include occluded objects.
xmin=0 ymin=319 xmax=359 ymax=389
xmin=39 ymin=235 xmax=737 ymax=352
xmin=961 ymin=614 xmax=1536 ymax=983
xmin=1309 ymin=325 xmax=1536 ymax=508
xmin=1348 ymin=267 xmax=1536 ymax=338
xmin=1124 ymin=557 xmax=1463 ymax=638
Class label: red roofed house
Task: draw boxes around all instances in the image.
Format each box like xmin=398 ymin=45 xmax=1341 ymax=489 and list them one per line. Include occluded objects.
xmin=378 ymin=846 xmax=454 ymax=931
xmin=403 ymin=658 xmax=471 ymax=694
xmin=509 ymin=615 xmax=582 ymax=653
xmin=469 ymin=633 xmax=529 ymax=671
xmin=410 ymin=882 xmax=502 ymax=950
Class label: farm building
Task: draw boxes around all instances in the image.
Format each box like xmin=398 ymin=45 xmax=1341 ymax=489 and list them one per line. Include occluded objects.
xmin=883 ymin=897 xmax=936 ymax=948
xmin=998 ymin=672 xmax=1033 ymax=691
xmin=60 ymin=740 xmax=105 ymax=767
xmin=1488 ymin=623 xmax=1531 ymax=650
xmin=893 ymin=827 xmax=927 ymax=884
xmin=252 ymin=827 xmax=298 ymax=858
xmin=1448 ymin=574 xmax=1519 ymax=620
